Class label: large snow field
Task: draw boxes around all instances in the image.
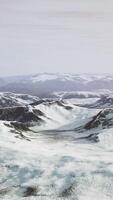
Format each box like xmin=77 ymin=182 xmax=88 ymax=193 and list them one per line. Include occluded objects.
xmin=0 ymin=101 xmax=113 ymax=200
xmin=0 ymin=115 xmax=113 ymax=200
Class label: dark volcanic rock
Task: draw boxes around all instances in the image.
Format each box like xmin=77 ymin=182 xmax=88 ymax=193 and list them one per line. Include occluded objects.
xmin=84 ymin=109 xmax=113 ymax=130
xmin=10 ymin=122 xmax=30 ymax=131
xmin=0 ymin=106 xmax=44 ymax=123
xmin=31 ymin=99 xmax=73 ymax=110
xmin=23 ymin=186 xmax=38 ymax=197
xmin=74 ymin=108 xmax=113 ymax=133
xmin=55 ymin=101 xmax=73 ymax=110
xmin=30 ymin=99 xmax=52 ymax=106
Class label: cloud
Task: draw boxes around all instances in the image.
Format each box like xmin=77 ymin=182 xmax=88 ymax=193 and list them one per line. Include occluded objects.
xmin=0 ymin=0 xmax=113 ymax=76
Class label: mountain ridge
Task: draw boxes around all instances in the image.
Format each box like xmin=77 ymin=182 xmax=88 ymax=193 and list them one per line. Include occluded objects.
xmin=0 ymin=73 xmax=113 ymax=97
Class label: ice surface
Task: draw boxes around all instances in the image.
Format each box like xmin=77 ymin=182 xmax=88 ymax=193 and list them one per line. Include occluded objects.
xmin=0 ymin=97 xmax=113 ymax=200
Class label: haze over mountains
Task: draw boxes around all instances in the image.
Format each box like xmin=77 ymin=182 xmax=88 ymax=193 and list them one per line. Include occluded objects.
xmin=0 ymin=73 xmax=113 ymax=97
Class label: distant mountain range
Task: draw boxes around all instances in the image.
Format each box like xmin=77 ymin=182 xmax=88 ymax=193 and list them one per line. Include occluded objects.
xmin=0 ymin=73 xmax=113 ymax=97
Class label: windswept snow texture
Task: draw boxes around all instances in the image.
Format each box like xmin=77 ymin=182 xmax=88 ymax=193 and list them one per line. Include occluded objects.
xmin=0 ymin=93 xmax=113 ymax=199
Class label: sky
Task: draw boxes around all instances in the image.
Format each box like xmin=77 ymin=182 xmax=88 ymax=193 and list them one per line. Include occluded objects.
xmin=0 ymin=0 xmax=113 ymax=76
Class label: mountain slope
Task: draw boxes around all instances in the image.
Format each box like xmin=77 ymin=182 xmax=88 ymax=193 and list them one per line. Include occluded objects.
xmin=0 ymin=92 xmax=113 ymax=200
xmin=0 ymin=92 xmax=39 ymax=108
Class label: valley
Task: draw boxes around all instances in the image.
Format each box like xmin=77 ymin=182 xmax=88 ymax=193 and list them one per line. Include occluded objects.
xmin=0 ymin=91 xmax=113 ymax=199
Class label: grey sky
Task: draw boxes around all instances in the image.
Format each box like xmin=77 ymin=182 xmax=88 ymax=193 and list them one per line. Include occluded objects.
xmin=0 ymin=0 xmax=113 ymax=76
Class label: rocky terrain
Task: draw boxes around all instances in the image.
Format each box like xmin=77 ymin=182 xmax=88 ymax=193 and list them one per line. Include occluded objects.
xmin=0 ymin=92 xmax=39 ymax=108
xmin=0 ymin=92 xmax=113 ymax=199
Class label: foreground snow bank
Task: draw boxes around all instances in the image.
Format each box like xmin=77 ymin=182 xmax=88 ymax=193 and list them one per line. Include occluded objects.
xmin=0 ymin=120 xmax=113 ymax=200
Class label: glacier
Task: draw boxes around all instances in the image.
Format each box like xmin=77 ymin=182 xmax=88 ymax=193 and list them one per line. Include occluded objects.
xmin=0 ymin=94 xmax=113 ymax=199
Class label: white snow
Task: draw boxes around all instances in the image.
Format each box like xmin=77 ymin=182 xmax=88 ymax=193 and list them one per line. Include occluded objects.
xmin=32 ymin=74 xmax=58 ymax=83
xmin=65 ymin=98 xmax=99 ymax=105
xmin=0 ymin=121 xmax=113 ymax=200
xmin=53 ymin=89 xmax=113 ymax=100
xmin=0 ymin=92 xmax=39 ymax=107
xmin=0 ymin=98 xmax=113 ymax=200
xmin=31 ymin=73 xmax=113 ymax=85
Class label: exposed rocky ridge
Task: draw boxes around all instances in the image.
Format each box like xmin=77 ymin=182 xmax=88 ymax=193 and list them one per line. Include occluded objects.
xmin=75 ymin=108 xmax=113 ymax=132
xmin=30 ymin=99 xmax=53 ymax=106
xmin=0 ymin=96 xmax=74 ymax=134
xmin=31 ymin=99 xmax=73 ymax=110
xmin=0 ymin=92 xmax=39 ymax=108
xmin=1 ymin=92 xmax=113 ymax=135
xmin=0 ymin=106 xmax=44 ymax=123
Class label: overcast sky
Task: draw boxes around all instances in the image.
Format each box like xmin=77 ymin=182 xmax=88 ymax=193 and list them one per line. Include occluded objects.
xmin=0 ymin=0 xmax=113 ymax=76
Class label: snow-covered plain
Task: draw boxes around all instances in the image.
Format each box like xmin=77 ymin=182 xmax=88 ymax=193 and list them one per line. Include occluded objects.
xmin=0 ymin=97 xmax=113 ymax=200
